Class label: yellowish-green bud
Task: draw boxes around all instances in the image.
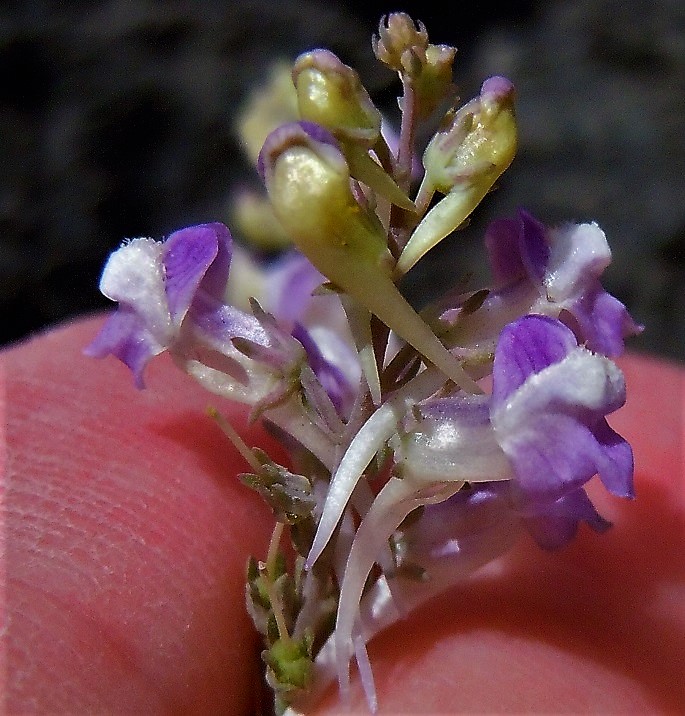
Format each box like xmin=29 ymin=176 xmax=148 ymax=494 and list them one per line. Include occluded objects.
xmin=396 ymin=77 xmax=517 ymax=276
xmin=236 ymin=62 xmax=300 ymax=166
xmin=231 ymin=189 xmax=293 ymax=251
xmin=292 ymin=49 xmax=381 ymax=147
xmin=424 ymin=76 xmax=517 ymax=193
xmin=258 ymin=121 xmax=388 ymax=266
xmin=414 ymin=44 xmax=457 ymax=119
xmin=293 ymin=50 xmax=415 ymax=211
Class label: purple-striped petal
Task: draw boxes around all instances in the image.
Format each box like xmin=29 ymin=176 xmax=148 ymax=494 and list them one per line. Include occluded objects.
xmin=163 ymin=224 xmax=221 ymax=323
xmin=492 ymin=313 xmax=577 ymax=403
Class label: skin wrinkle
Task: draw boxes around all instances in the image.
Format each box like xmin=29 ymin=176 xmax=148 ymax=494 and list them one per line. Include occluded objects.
xmin=8 ymin=452 xmax=207 ymax=608
xmin=5 ymin=317 xmax=277 ymax=713
xmin=7 ymin=580 xmax=165 ymax=713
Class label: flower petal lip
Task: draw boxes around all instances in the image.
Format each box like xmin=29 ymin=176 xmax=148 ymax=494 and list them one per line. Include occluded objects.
xmin=522 ymin=487 xmax=611 ymax=550
xmin=491 ymin=310 xmax=578 ymax=402
xmin=491 ymin=315 xmax=634 ymax=506
xmin=84 ymin=307 xmax=165 ymax=388
xmin=543 ymin=220 xmax=643 ymax=355
xmin=97 ymin=237 xmax=170 ymax=341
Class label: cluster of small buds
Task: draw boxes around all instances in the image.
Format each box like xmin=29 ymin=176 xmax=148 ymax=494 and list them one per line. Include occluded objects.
xmin=373 ymin=13 xmax=456 ymax=120
xmin=86 ymin=12 xmax=642 ymax=714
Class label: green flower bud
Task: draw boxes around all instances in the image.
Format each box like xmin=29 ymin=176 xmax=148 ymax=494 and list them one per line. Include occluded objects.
xmin=292 ymin=49 xmax=415 ymax=211
xmin=423 ymin=76 xmax=517 ymax=194
xmin=258 ymin=121 xmax=388 ymax=266
xmin=413 ymin=43 xmax=457 ymax=119
xmin=396 ymin=77 xmax=517 ymax=276
xmin=292 ymin=49 xmax=381 ymax=146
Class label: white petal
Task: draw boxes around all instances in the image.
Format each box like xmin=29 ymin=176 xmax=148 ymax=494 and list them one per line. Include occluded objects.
xmin=545 ymin=222 xmax=611 ymax=301
xmin=100 ymin=238 xmax=172 ymax=343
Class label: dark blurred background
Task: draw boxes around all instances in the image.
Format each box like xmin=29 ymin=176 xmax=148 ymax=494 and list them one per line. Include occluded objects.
xmin=2 ymin=0 xmax=683 ymax=360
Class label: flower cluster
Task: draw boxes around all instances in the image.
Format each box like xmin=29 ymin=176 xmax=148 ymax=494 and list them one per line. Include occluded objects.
xmin=87 ymin=12 xmax=641 ymax=714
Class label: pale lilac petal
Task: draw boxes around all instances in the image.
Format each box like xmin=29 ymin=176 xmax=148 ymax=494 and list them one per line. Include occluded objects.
xmin=543 ymin=221 xmax=642 ymax=356
xmin=499 ymin=413 xmax=626 ymax=504
xmin=483 ymin=212 xmax=641 ymax=357
xmin=88 ymin=223 xmax=241 ymax=386
xmin=407 ymin=482 xmax=516 ymax=557
xmin=591 ymin=418 xmax=635 ymax=498
xmin=484 ymin=217 xmax=524 ymax=286
xmin=267 ymin=252 xmax=326 ymax=326
xmin=189 ymin=292 xmax=271 ymax=352
xmin=545 ymin=222 xmax=611 ymax=297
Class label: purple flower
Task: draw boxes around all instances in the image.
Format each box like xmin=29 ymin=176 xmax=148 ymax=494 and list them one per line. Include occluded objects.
xmin=406 ymin=481 xmax=610 ymax=557
xmin=491 ymin=314 xmax=634 ymax=508
xmin=85 ymin=223 xmax=284 ymax=390
xmin=394 ymin=314 xmax=632 ymax=549
xmin=484 ymin=210 xmax=643 ymax=356
xmin=87 ymin=224 xmax=228 ymax=384
xmin=86 ymin=223 xmax=359 ymax=442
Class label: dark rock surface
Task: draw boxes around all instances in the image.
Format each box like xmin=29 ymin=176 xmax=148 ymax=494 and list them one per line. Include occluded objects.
xmin=2 ymin=0 xmax=682 ymax=361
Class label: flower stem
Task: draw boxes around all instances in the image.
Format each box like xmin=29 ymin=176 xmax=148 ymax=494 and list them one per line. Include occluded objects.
xmin=206 ymin=406 xmax=262 ymax=472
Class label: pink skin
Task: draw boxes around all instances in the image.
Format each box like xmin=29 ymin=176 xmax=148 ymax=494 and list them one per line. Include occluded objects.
xmin=4 ymin=316 xmax=684 ymax=713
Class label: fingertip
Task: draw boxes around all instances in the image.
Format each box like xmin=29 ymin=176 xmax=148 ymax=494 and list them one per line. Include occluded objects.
xmin=5 ymin=316 xmax=278 ymax=713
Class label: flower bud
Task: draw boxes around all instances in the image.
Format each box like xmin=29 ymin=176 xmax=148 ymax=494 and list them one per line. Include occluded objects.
xmin=258 ymin=120 xmax=388 ymax=265
xmin=413 ymin=43 xmax=457 ymax=119
xmin=231 ymin=189 xmax=292 ymax=250
xmin=373 ymin=13 xmax=429 ymax=74
xmin=236 ymin=62 xmax=299 ymax=166
xmin=292 ymin=51 xmax=414 ymax=211
xmin=292 ymin=49 xmax=381 ymax=146
xmin=424 ymin=76 xmax=517 ymax=194
xmin=396 ymin=77 xmax=517 ymax=276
